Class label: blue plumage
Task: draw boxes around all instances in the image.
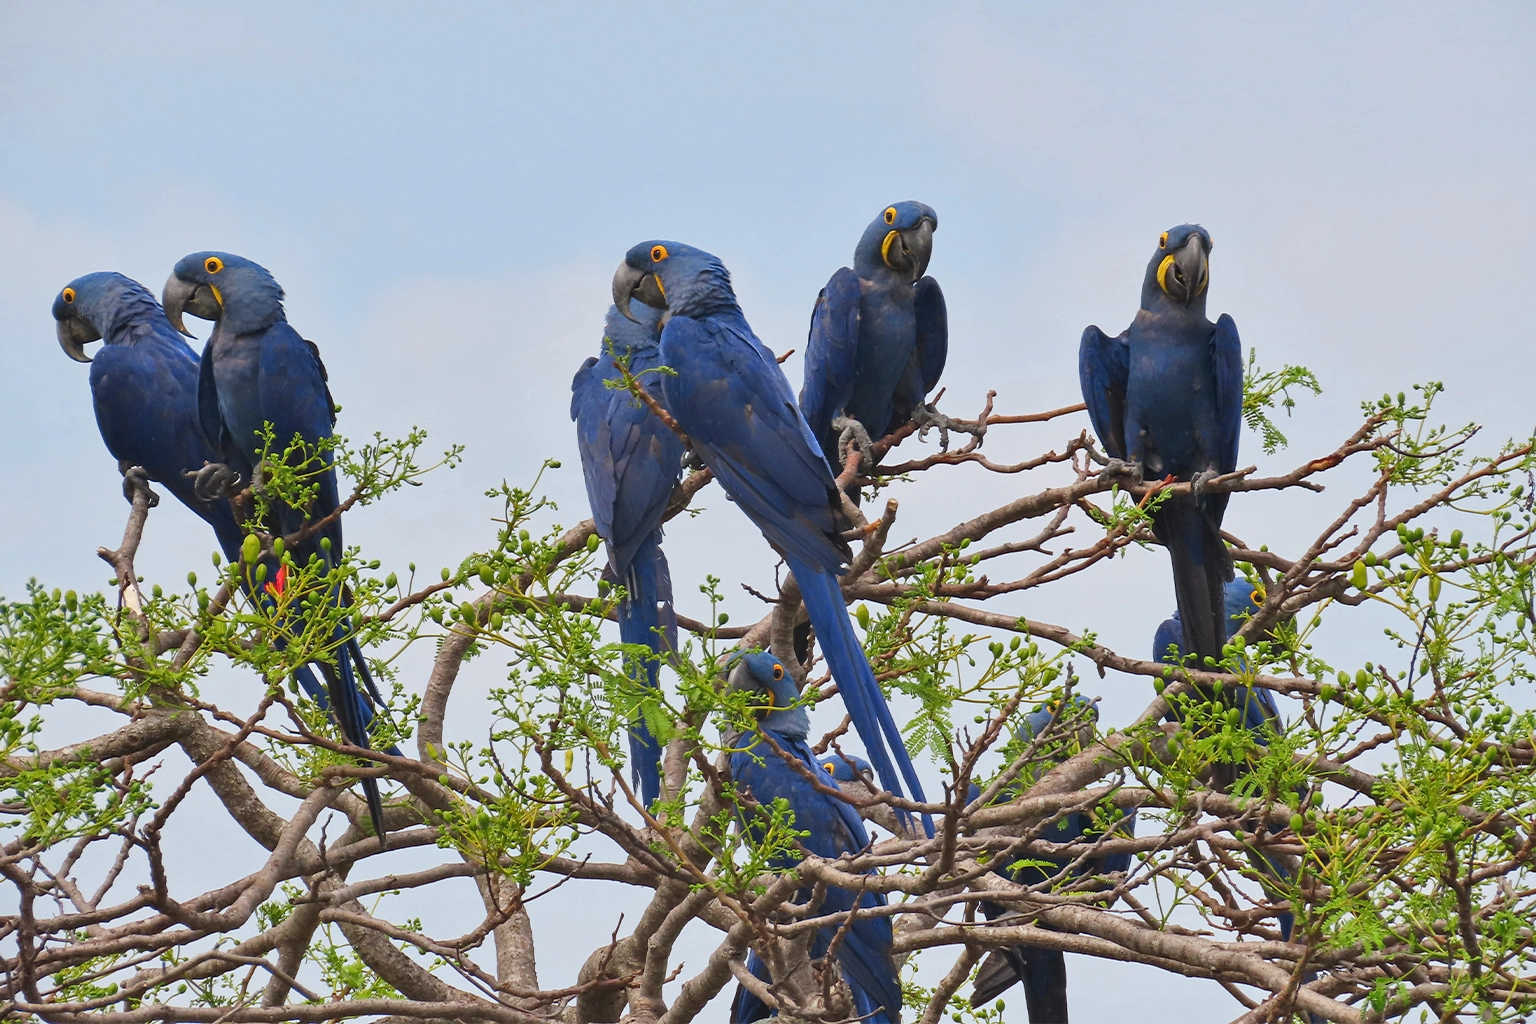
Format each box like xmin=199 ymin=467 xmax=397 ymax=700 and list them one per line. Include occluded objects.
xmin=971 ymin=697 xmax=1137 ymax=1021
xmin=53 ymin=272 xmax=332 ymax=711
xmin=726 ymin=652 xmax=900 ymax=1024
xmin=612 ymin=241 xmax=931 ymax=834
xmin=571 ymin=303 xmax=685 ymax=805
xmin=162 ymin=252 xmax=392 ymax=840
xmin=800 ymin=202 xmax=946 ymax=486
xmin=1080 ymin=224 xmax=1242 ymax=661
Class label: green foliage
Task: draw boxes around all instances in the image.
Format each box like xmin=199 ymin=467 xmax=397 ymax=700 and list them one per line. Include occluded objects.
xmin=1243 ymin=349 xmax=1322 ymax=454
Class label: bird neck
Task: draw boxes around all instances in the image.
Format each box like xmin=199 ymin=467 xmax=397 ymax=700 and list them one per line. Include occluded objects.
xmin=758 ymin=706 xmax=810 ymax=741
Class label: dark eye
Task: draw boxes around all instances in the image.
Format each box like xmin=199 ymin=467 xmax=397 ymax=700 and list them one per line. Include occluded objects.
xmin=771 ymin=663 xmax=783 ymax=680
xmin=204 ymin=256 xmax=224 ymax=274
xmin=61 ymin=287 xmax=75 ymax=304
xmin=1251 ymin=589 xmax=1263 ymax=605
xmin=650 ymin=245 xmax=668 ymax=262
xmin=1159 ymin=232 xmax=1169 ymax=249
xmin=883 ymin=207 xmax=897 ymax=225
xmin=823 ymin=762 xmax=835 ymax=773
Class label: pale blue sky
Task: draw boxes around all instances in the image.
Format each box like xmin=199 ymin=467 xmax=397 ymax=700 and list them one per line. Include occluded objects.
xmin=2 ymin=4 xmax=1533 ymax=1020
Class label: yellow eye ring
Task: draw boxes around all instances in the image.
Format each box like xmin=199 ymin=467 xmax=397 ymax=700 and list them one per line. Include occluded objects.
xmin=61 ymin=287 xmax=75 ymax=304
xmin=1250 ymin=589 xmax=1264 ymax=605
xmin=823 ymin=762 xmax=835 ymax=773
xmin=771 ymin=663 xmax=784 ymax=680
xmin=204 ymin=256 xmax=224 ymax=274
xmin=650 ymin=245 xmax=668 ymax=262
xmin=1159 ymin=232 xmax=1169 ymax=249
xmin=883 ymin=206 xmax=897 ymax=225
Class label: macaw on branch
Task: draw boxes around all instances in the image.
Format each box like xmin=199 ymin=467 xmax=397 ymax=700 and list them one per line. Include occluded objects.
xmin=163 ymin=251 xmax=392 ymax=840
xmin=1080 ymin=224 xmax=1242 ymax=663
xmin=571 ymin=302 xmax=685 ymax=805
xmin=799 ymin=201 xmax=946 ymax=490
xmin=725 ymin=651 xmax=901 ymax=1024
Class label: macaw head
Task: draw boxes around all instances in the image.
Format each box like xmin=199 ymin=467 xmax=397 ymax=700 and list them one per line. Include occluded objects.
xmin=1016 ymin=693 xmax=1099 ymax=752
xmin=820 ymin=751 xmax=872 ymax=783
xmin=1141 ymin=224 xmax=1212 ymax=311
xmin=853 ymin=200 xmax=937 ymax=283
xmin=613 ymin=240 xmax=738 ymax=322
xmin=52 ymin=271 xmax=167 ymax=362
xmin=162 ymin=251 xmax=286 ymax=337
xmin=1156 ymin=577 xmax=1270 ymax=662
xmin=726 ymin=649 xmax=809 ymax=739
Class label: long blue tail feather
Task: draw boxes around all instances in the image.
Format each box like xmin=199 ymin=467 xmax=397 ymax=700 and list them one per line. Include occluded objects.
xmin=618 ymin=534 xmax=670 ymax=805
xmin=788 ymin=558 xmax=933 ymax=837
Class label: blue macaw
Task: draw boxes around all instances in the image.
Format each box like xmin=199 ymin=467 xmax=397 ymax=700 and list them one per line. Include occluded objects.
xmin=162 ymin=252 xmax=391 ymax=839
xmin=820 ymin=751 xmax=872 ymax=784
xmin=571 ymin=303 xmax=685 ymax=806
xmin=1080 ymin=224 xmax=1242 ymax=662
xmin=612 ymin=241 xmax=931 ymax=833
xmin=799 ymin=201 xmax=946 ymax=488
xmin=726 ymin=651 xmax=901 ymax=1024
xmin=971 ymin=697 xmax=1137 ymax=1022
xmin=51 ymin=271 xmax=332 ymax=711
xmin=1155 ymin=579 xmax=1300 ymax=939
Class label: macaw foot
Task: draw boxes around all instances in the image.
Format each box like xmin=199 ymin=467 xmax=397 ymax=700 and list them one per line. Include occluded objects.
xmin=830 ymin=416 xmax=876 ymax=473
xmin=910 ymin=402 xmax=954 ymax=452
xmin=1191 ymin=469 xmax=1222 ymax=496
xmin=682 ymin=446 xmax=707 ymax=473
xmin=189 ymin=462 xmax=239 ymax=502
xmin=120 ymin=465 xmax=160 ymax=507
xmin=1099 ymin=458 xmax=1144 ymax=486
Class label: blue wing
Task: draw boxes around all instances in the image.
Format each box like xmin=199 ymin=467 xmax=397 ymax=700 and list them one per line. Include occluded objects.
xmin=913 ymin=275 xmax=947 ymax=395
xmin=798 ymin=267 xmax=861 ymax=447
xmin=661 ymin=315 xmax=848 ymax=573
xmin=92 ymin=334 xmax=245 ymax=560
xmin=1078 ymin=325 xmax=1130 ymax=461
xmin=1211 ymin=314 xmax=1243 ymax=475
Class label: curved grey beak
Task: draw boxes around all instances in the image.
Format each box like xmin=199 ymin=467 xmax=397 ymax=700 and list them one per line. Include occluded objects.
xmin=161 ymin=273 xmax=221 ymax=336
xmin=56 ymin=316 xmax=101 ymax=363
xmin=726 ymin=659 xmax=755 ymax=695
xmin=1170 ymin=236 xmax=1209 ymax=306
xmin=611 ymin=262 xmax=667 ymax=323
xmin=883 ymin=218 xmax=936 ymax=282
xmin=905 ymin=218 xmax=935 ymax=280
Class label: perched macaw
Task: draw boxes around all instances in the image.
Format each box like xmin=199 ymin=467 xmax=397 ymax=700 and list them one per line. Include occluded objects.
xmin=799 ymin=201 xmax=946 ymax=487
xmin=162 ymin=252 xmax=391 ymax=839
xmin=726 ymin=651 xmax=901 ymax=1024
xmin=821 ymin=750 xmax=872 ymax=784
xmin=970 ymin=697 xmax=1137 ymax=1022
xmin=1080 ymin=224 xmax=1241 ymax=662
xmin=571 ymin=303 xmax=685 ymax=806
xmin=51 ymin=271 xmax=331 ymax=710
xmin=612 ymin=241 xmax=931 ymax=833
xmin=1155 ymin=579 xmax=1300 ymax=939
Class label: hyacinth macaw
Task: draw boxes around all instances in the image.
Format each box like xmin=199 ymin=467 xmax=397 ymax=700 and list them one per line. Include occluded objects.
xmin=1155 ymin=579 xmax=1302 ymax=941
xmin=821 ymin=750 xmax=872 ymax=784
xmin=799 ymin=201 xmax=946 ymax=487
xmin=971 ymin=697 xmax=1137 ymax=1022
xmin=571 ymin=302 xmax=685 ymax=805
xmin=163 ymin=252 xmax=391 ymax=839
xmin=612 ymin=240 xmax=931 ymax=834
xmin=51 ymin=271 xmax=331 ymax=711
xmin=1080 ymin=224 xmax=1241 ymax=663
xmin=726 ymin=651 xmax=900 ymax=1024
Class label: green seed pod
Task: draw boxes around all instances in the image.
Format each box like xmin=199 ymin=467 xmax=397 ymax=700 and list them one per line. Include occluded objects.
xmin=441 ymin=567 xmax=451 ymax=582
xmin=211 ymin=551 xmax=222 ymax=567
xmin=254 ymin=564 xmax=268 ymax=585
xmin=241 ymin=534 xmax=261 ymax=565
xmin=460 ymin=602 xmax=477 ymax=624
xmin=186 ymin=572 xmax=198 ymax=588
xmin=1290 ymin=813 xmax=1306 ymax=834
xmin=1350 ymin=561 xmax=1368 ymax=590
xmin=718 ymin=612 xmax=730 ymax=625
xmin=320 ymin=536 xmax=332 ymax=553
xmin=1449 ymin=529 xmax=1463 ymax=548
xmin=1428 ymin=575 xmax=1441 ymax=602
xmin=586 ymin=534 xmax=601 ymax=553
xmin=64 ymin=590 xmax=78 ymax=611
xmin=856 ymin=604 xmax=871 ymax=630
xmin=478 ymin=566 xmax=495 ymax=587
xmin=490 ymin=612 xmax=504 ymax=630
xmin=272 ymin=536 xmax=286 ymax=558
xmin=385 ymin=572 xmax=398 ymax=589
